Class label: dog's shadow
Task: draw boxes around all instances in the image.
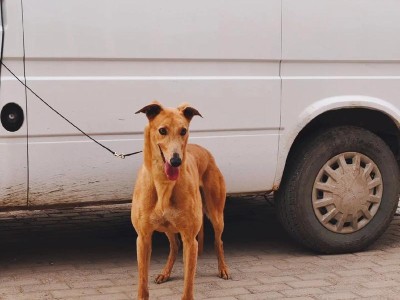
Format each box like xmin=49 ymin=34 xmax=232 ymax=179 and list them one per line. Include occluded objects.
xmin=148 ymin=196 xmax=302 ymax=282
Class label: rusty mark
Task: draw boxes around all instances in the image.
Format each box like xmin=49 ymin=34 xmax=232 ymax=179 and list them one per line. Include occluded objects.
xmin=28 ymin=178 xmax=133 ymax=207
xmin=48 ymin=188 xmax=65 ymax=194
xmin=0 ymin=183 xmax=27 ymax=207
xmin=272 ymin=184 xmax=279 ymax=191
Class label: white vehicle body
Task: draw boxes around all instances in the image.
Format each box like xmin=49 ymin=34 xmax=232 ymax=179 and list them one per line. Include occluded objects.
xmin=1 ymin=0 xmax=400 ymax=210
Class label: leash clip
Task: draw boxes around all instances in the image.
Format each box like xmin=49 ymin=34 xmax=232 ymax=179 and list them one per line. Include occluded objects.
xmin=114 ymin=152 xmax=126 ymax=159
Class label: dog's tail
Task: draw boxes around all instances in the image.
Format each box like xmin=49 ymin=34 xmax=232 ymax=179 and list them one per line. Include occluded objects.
xmin=197 ymin=217 xmax=204 ymax=256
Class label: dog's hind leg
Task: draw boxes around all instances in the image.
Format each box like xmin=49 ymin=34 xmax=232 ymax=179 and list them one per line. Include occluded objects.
xmin=208 ymin=210 xmax=230 ymax=279
xmin=155 ymin=232 xmax=180 ymax=284
xmin=202 ymin=171 xmax=230 ymax=280
xmin=197 ymin=216 xmax=204 ymax=256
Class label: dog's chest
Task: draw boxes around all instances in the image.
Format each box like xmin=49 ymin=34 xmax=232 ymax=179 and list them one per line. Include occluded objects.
xmin=150 ymin=208 xmax=181 ymax=232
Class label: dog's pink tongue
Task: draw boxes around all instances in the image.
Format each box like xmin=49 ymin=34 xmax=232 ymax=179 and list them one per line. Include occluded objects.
xmin=164 ymin=162 xmax=180 ymax=181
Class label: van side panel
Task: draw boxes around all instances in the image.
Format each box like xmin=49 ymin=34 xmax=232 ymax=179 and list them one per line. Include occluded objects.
xmin=22 ymin=1 xmax=280 ymax=60
xmin=0 ymin=1 xmax=27 ymax=207
xmin=22 ymin=0 xmax=281 ymax=205
xmin=282 ymin=0 xmax=400 ymax=60
xmin=277 ymin=0 xmax=400 ymax=185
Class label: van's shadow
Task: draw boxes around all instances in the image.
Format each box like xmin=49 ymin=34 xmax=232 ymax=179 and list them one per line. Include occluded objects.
xmin=0 ymin=197 xmax=307 ymax=268
xmin=0 ymin=196 xmax=397 ymax=276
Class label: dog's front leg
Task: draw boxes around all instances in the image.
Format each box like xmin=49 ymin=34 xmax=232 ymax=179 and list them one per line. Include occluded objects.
xmin=137 ymin=232 xmax=153 ymax=300
xmin=181 ymin=234 xmax=198 ymax=300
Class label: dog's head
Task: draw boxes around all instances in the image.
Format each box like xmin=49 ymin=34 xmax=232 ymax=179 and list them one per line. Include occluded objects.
xmin=136 ymin=101 xmax=202 ymax=181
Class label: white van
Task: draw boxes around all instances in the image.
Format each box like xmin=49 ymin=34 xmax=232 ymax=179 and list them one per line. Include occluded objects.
xmin=1 ymin=0 xmax=400 ymax=253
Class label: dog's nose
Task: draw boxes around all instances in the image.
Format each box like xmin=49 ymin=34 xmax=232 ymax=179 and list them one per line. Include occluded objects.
xmin=170 ymin=153 xmax=182 ymax=167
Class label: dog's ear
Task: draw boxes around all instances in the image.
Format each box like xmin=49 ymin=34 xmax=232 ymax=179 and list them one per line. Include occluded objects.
xmin=136 ymin=101 xmax=163 ymax=121
xmin=178 ymin=103 xmax=203 ymax=121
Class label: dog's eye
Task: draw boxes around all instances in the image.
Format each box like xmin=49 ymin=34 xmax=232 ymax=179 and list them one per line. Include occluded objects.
xmin=159 ymin=128 xmax=167 ymax=135
xmin=180 ymin=128 xmax=187 ymax=136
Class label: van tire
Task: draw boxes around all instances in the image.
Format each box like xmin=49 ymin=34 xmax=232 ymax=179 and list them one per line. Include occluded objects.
xmin=276 ymin=126 xmax=399 ymax=254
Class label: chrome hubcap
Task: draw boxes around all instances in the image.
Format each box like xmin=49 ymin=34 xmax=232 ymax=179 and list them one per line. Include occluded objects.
xmin=312 ymin=152 xmax=383 ymax=234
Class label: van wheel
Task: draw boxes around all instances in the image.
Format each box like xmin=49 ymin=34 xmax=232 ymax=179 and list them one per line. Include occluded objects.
xmin=276 ymin=126 xmax=399 ymax=253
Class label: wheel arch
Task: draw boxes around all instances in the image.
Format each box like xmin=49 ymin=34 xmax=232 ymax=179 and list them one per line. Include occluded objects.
xmin=274 ymin=95 xmax=400 ymax=190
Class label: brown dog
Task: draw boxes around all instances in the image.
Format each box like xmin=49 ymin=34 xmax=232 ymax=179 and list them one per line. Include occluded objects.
xmin=131 ymin=101 xmax=229 ymax=300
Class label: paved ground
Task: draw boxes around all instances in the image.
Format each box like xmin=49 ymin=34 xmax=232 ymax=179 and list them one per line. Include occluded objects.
xmin=0 ymin=197 xmax=400 ymax=300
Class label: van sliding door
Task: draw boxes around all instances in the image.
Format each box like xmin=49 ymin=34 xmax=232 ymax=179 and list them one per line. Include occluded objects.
xmin=0 ymin=1 xmax=27 ymax=208
xmin=22 ymin=0 xmax=281 ymax=206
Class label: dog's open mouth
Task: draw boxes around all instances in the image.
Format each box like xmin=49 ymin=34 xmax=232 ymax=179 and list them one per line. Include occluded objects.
xmin=164 ymin=162 xmax=179 ymax=181
xmin=158 ymin=144 xmax=180 ymax=181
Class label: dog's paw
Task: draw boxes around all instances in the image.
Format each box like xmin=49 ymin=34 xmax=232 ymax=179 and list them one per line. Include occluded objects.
xmin=219 ymin=268 xmax=230 ymax=280
xmin=154 ymin=274 xmax=170 ymax=284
